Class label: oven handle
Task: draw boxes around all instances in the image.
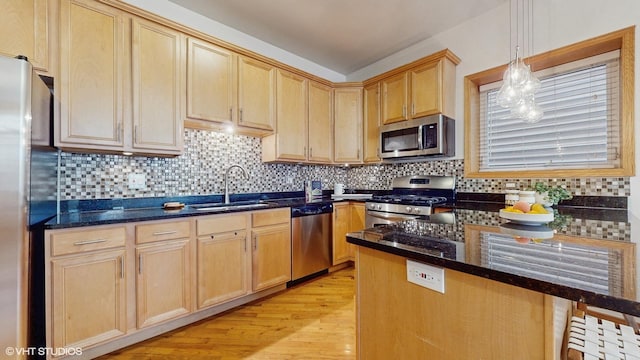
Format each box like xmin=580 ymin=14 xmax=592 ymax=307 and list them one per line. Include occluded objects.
xmin=366 ymin=211 xmax=420 ymax=222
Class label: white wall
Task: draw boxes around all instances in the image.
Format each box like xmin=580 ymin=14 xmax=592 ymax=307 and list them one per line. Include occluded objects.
xmin=349 ymin=0 xmax=640 ymax=218
xmin=120 ymin=0 xmax=346 ymax=82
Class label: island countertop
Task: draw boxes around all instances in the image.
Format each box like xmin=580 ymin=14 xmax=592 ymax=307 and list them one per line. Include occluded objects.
xmin=347 ymin=203 xmax=638 ymax=317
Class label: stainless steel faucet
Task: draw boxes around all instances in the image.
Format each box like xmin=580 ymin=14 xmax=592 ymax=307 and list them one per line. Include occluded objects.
xmin=224 ymin=165 xmax=249 ymax=204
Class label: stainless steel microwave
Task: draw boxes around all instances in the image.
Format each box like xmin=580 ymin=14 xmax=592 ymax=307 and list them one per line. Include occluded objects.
xmin=379 ymin=114 xmax=455 ymax=159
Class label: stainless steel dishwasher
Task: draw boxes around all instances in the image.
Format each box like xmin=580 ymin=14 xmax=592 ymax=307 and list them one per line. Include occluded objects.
xmin=289 ymin=202 xmax=333 ymax=286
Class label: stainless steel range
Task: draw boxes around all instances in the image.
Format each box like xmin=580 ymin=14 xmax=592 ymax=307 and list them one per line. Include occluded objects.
xmin=365 ymin=175 xmax=455 ymax=228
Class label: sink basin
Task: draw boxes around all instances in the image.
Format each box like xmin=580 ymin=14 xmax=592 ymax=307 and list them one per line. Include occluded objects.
xmin=189 ymin=200 xmax=273 ymax=211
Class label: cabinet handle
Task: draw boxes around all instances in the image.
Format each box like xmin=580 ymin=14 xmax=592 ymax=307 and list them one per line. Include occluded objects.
xmin=239 ymin=108 xmax=243 ymax=122
xmin=402 ymin=105 xmax=406 ymax=118
xmin=138 ymin=254 xmax=143 ymax=274
xmin=152 ymin=230 xmax=177 ymax=236
xmin=210 ymin=234 xmax=215 ymax=239
xmin=357 ymin=149 xmax=360 ymax=159
xmin=116 ymin=123 xmax=121 ymax=142
xmin=229 ymin=107 xmax=233 ymax=121
xmin=119 ymin=256 xmax=125 ymax=279
xmin=253 ymin=235 xmax=257 ymax=250
xmin=73 ymin=239 xmax=107 ymax=246
xmin=309 ymin=147 xmax=313 ymax=158
xmin=134 ymin=125 xmax=138 ymax=144
xmin=412 ymin=103 xmax=415 ymax=116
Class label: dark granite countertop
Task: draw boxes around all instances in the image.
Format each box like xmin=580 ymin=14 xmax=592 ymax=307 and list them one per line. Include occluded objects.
xmin=347 ymin=204 xmax=639 ymax=316
xmin=44 ymin=191 xmax=371 ymax=230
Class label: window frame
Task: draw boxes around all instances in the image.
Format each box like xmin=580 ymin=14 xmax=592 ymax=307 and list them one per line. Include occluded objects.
xmin=464 ymin=26 xmax=635 ymax=178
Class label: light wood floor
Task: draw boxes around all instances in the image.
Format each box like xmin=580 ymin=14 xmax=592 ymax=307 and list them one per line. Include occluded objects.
xmin=100 ymin=267 xmax=356 ymax=359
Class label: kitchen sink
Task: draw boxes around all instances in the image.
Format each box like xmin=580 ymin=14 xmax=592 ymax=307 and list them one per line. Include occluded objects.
xmin=189 ymin=200 xmax=273 ymax=211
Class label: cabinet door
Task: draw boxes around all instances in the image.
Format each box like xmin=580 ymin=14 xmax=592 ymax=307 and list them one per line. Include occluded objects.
xmin=238 ymin=56 xmax=275 ymax=131
xmin=349 ymin=203 xmax=365 ymax=259
xmin=252 ymin=223 xmax=291 ymax=291
xmin=381 ymin=72 xmax=408 ymax=124
xmin=185 ymin=37 xmax=236 ymax=124
xmin=58 ymin=0 xmax=127 ymax=148
xmin=136 ymin=239 xmax=190 ymax=328
xmin=0 ymin=0 xmax=50 ymax=72
xmin=197 ymin=231 xmax=249 ymax=308
xmin=51 ymin=249 xmax=126 ymax=349
xmin=308 ymin=81 xmax=333 ymax=163
xmin=275 ymin=69 xmax=308 ymax=161
xmin=131 ymin=17 xmax=183 ymax=154
xmin=363 ymin=83 xmax=380 ymax=163
xmin=334 ymin=87 xmax=363 ymax=163
xmin=410 ymin=60 xmax=441 ymax=118
xmin=332 ymin=202 xmax=351 ymax=265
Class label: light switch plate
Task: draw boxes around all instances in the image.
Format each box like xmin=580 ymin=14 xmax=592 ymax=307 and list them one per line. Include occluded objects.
xmin=128 ymin=173 xmax=146 ymax=190
xmin=406 ymin=259 xmax=445 ymax=293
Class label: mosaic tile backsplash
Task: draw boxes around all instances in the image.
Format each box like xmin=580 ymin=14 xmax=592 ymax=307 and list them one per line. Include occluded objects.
xmin=58 ymin=129 xmax=630 ymax=200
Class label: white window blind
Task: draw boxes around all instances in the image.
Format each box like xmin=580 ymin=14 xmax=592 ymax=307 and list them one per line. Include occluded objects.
xmin=479 ymin=51 xmax=620 ymax=171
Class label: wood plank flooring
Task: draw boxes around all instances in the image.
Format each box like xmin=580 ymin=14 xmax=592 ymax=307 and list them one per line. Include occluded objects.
xmin=100 ymin=267 xmax=355 ymax=359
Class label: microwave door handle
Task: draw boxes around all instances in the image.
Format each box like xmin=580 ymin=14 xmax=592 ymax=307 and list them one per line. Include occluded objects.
xmin=367 ymin=211 xmax=419 ymax=222
xmin=417 ymin=124 xmax=423 ymax=150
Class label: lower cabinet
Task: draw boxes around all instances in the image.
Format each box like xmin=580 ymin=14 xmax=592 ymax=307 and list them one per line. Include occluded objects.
xmin=196 ymin=213 xmax=250 ymax=309
xmin=48 ymin=226 xmax=127 ymax=350
xmin=45 ymin=208 xmax=292 ymax=358
xmin=332 ymin=202 xmax=366 ymax=265
xmin=251 ymin=208 xmax=291 ymax=291
xmin=135 ymin=220 xmax=192 ymax=328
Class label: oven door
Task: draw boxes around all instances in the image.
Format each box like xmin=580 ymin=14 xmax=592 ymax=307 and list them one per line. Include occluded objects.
xmin=365 ymin=210 xmax=420 ymax=228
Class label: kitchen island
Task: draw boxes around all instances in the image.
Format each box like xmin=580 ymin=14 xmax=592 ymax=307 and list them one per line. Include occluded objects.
xmin=347 ymin=205 xmax=634 ymax=359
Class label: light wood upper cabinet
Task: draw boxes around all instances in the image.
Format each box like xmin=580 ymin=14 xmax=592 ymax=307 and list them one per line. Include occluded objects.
xmin=131 ymin=17 xmax=183 ymax=154
xmin=307 ymin=81 xmax=333 ymax=163
xmin=380 ymin=72 xmax=408 ymax=124
xmin=58 ymin=0 xmax=127 ymax=149
xmin=185 ymin=37 xmax=236 ymax=125
xmin=363 ymin=83 xmax=380 ymax=163
xmin=379 ymin=52 xmax=458 ymax=124
xmin=0 ymin=0 xmax=53 ymax=73
xmin=58 ymin=1 xmax=184 ymax=155
xmin=262 ymin=69 xmax=308 ymax=161
xmin=238 ymin=56 xmax=276 ymax=131
xmin=334 ymin=87 xmax=363 ymax=164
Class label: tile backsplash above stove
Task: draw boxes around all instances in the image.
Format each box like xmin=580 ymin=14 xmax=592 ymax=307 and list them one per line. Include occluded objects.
xmin=57 ymin=129 xmax=630 ymax=200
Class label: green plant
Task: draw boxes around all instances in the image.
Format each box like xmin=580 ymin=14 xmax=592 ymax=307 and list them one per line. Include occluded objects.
xmin=532 ymin=182 xmax=573 ymax=206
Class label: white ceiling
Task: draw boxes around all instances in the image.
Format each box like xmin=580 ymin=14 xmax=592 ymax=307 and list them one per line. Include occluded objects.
xmin=169 ymin=0 xmax=508 ymax=75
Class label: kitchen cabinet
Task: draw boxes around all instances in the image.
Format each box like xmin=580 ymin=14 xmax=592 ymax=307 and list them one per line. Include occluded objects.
xmin=363 ymin=83 xmax=381 ymax=163
xmin=251 ymin=208 xmax=291 ymax=291
xmin=0 ymin=0 xmax=54 ymax=74
xmin=262 ymin=69 xmax=308 ymax=162
xmin=57 ymin=0 xmax=183 ymax=155
xmin=307 ymin=81 xmax=333 ymax=163
xmin=332 ymin=202 xmax=365 ymax=265
xmin=334 ymin=87 xmax=363 ymax=164
xmin=47 ymin=225 xmax=127 ymax=349
xmin=184 ymin=37 xmax=236 ymax=127
xmin=237 ymin=55 xmax=276 ymax=131
xmin=379 ymin=51 xmax=459 ymax=124
xmin=135 ymin=220 xmax=191 ymax=328
xmin=196 ymin=213 xmax=250 ymax=309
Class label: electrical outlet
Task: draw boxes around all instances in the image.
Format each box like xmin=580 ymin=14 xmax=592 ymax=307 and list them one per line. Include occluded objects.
xmin=128 ymin=173 xmax=146 ymax=190
xmin=505 ymin=182 xmax=517 ymax=188
xmin=406 ymin=260 xmax=445 ymax=293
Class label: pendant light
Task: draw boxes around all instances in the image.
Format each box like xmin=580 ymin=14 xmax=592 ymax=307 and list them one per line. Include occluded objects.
xmin=496 ymin=0 xmax=543 ymax=123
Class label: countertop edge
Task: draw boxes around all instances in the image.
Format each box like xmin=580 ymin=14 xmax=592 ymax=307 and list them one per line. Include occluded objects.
xmin=347 ymin=233 xmax=640 ymax=317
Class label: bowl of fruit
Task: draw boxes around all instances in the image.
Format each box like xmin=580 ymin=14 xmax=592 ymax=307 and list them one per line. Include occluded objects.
xmin=499 ymin=201 xmax=554 ymax=225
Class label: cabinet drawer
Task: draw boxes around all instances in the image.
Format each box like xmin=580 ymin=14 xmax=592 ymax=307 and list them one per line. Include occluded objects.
xmin=252 ymin=208 xmax=290 ymax=227
xmin=136 ymin=220 xmax=191 ymax=244
xmin=197 ymin=214 xmax=247 ymax=236
xmin=51 ymin=226 xmax=126 ymax=256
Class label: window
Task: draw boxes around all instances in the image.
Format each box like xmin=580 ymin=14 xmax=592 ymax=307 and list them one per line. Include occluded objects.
xmin=464 ymin=27 xmax=634 ymax=178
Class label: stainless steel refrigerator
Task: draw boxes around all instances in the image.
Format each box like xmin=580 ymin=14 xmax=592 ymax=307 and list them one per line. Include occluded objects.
xmin=0 ymin=54 xmax=57 ymax=358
